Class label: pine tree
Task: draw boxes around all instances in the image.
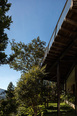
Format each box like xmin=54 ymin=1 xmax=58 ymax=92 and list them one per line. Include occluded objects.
xmin=0 ymin=82 xmax=17 ymax=116
xmin=0 ymin=0 xmax=12 ymax=64
xmin=6 ymin=82 xmax=14 ymax=99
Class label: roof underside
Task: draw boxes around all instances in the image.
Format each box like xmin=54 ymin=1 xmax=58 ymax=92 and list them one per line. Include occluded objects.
xmin=42 ymin=0 xmax=77 ymax=83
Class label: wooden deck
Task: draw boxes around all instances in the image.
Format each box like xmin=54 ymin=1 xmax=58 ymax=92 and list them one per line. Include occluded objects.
xmin=41 ymin=0 xmax=77 ymax=83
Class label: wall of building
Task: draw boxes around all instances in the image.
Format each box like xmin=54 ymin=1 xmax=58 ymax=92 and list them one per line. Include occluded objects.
xmin=66 ymin=68 xmax=75 ymax=94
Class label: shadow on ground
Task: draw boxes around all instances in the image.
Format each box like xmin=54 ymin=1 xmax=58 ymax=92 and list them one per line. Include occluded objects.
xmin=43 ymin=103 xmax=76 ymax=116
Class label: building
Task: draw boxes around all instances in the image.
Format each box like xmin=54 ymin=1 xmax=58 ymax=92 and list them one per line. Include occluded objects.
xmin=41 ymin=0 xmax=77 ymax=115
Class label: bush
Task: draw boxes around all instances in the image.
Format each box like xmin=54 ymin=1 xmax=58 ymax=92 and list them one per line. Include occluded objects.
xmin=60 ymin=91 xmax=75 ymax=104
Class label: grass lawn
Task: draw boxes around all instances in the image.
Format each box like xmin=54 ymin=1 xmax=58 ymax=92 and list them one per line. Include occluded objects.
xmin=43 ymin=102 xmax=76 ymax=116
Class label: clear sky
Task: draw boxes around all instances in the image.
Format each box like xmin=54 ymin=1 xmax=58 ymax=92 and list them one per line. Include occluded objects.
xmin=0 ymin=0 xmax=66 ymax=90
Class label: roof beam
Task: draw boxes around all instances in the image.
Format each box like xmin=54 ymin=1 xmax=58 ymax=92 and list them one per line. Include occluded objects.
xmin=48 ymin=38 xmax=77 ymax=72
xmin=52 ymin=45 xmax=63 ymax=50
xmin=70 ymin=8 xmax=77 ymax=13
xmin=57 ymin=35 xmax=70 ymax=40
xmin=54 ymin=41 xmax=66 ymax=46
xmin=65 ymin=18 xmax=77 ymax=27
xmin=61 ymin=27 xmax=77 ymax=35
xmin=50 ymin=50 xmax=61 ymax=54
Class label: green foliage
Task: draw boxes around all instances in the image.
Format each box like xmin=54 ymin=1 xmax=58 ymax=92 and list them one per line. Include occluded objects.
xmin=65 ymin=93 xmax=75 ymax=104
xmin=15 ymin=66 xmax=46 ymax=116
xmin=9 ymin=37 xmax=46 ymax=73
xmin=0 ymin=110 xmax=3 ymax=116
xmin=0 ymin=82 xmax=17 ymax=116
xmin=6 ymin=82 xmax=15 ymax=99
xmin=43 ymin=81 xmax=57 ymax=106
xmin=0 ymin=0 xmax=12 ymax=64
xmin=60 ymin=91 xmax=75 ymax=104
xmin=17 ymin=105 xmax=34 ymax=116
xmin=43 ymin=102 xmax=76 ymax=116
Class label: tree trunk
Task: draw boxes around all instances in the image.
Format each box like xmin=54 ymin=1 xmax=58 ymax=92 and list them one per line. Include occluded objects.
xmin=34 ymin=111 xmax=37 ymax=116
xmin=47 ymin=100 xmax=48 ymax=108
xmin=33 ymin=107 xmax=37 ymax=116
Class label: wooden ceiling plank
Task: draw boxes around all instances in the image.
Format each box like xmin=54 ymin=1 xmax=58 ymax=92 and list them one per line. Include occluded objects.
xmin=65 ymin=18 xmax=77 ymax=27
xmin=56 ymin=34 xmax=71 ymax=42
xmin=48 ymin=38 xmax=77 ymax=72
xmin=50 ymin=50 xmax=60 ymax=54
xmin=70 ymin=8 xmax=77 ymax=13
xmin=54 ymin=41 xmax=66 ymax=46
xmin=51 ymin=46 xmax=63 ymax=50
xmin=61 ymin=27 xmax=77 ymax=35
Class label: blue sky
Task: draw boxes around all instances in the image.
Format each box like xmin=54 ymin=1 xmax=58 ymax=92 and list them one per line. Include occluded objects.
xmin=0 ymin=0 xmax=66 ymax=90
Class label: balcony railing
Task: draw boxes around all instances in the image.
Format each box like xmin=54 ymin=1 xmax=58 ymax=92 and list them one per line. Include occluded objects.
xmin=41 ymin=0 xmax=73 ymax=66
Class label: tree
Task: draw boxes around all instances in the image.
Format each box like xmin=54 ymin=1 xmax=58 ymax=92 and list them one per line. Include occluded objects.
xmin=6 ymin=82 xmax=17 ymax=115
xmin=0 ymin=0 xmax=12 ymax=64
xmin=43 ymin=81 xmax=57 ymax=107
xmin=0 ymin=82 xmax=17 ymax=116
xmin=9 ymin=37 xmax=46 ymax=73
xmin=15 ymin=66 xmax=46 ymax=116
xmin=6 ymin=82 xmax=15 ymax=99
xmin=42 ymin=80 xmax=52 ymax=108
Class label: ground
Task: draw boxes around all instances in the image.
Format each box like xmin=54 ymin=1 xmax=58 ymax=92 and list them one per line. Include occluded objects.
xmin=43 ymin=103 xmax=76 ymax=116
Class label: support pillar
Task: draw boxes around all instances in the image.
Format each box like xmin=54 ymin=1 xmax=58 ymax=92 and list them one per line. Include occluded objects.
xmin=57 ymin=62 xmax=60 ymax=116
xmin=64 ymin=80 xmax=67 ymax=94
xmin=75 ymin=64 xmax=77 ymax=114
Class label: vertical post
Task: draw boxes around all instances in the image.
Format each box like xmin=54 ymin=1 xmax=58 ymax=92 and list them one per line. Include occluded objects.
xmin=64 ymin=80 xmax=67 ymax=93
xmin=75 ymin=64 xmax=77 ymax=114
xmin=57 ymin=62 xmax=60 ymax=116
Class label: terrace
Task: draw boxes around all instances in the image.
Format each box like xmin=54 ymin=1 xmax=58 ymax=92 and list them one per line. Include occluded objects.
xmin=41 ymin=0 xmax=77 ymax=116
